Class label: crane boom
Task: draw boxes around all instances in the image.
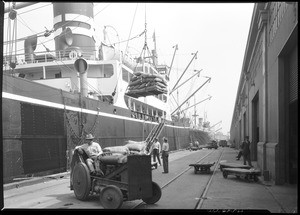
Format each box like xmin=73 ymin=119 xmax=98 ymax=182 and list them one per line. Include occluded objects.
xmin=167 ymin=44 xmax=178 ymax=78
xmin=171 ymin=51 xmax=198 ymax=92
xmin=171 ymin=76 xmax=211 ymax=115
xmin=169 ymin=69 xmax=202 ymax=95
xmin=210 ymin=120 xmax=222 ymax=129
xmin=180 ymin=95 xmax=212 ymax=113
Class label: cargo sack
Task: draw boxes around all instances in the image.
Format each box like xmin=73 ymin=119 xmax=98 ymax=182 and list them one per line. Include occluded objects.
xmin=100 ymin=153 xmax=128 ymax=164
xmin=125 ymin=140 xmax=146 ymax=152
xmin=102 ymin=146 xmax=130 ymax=155
xmin=129 ymin=150 xmax=147 ymax=155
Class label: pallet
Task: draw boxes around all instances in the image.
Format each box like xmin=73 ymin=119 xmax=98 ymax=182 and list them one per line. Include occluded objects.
xmin=219 ymin=162 xmax=251 ymax=172
xmin=190 ymin=147 xmax=199 ymax=151
xmin=189 ymin=162 xmax=215 ymax=174
xmin=222 ymin=167 xmax=261 ymax=182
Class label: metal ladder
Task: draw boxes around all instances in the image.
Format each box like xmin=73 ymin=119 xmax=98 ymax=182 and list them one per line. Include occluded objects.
xmin=145 ymin=120 xmax=165 ymax=152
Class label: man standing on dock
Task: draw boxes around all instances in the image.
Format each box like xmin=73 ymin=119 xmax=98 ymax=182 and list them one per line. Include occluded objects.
xmin=241 ymin=136 xmax=252 ymax=167
xmin=151 ymin=138 xmax=161 ymax=166
xmin=161 ymin=137 xmax=169 ymax=173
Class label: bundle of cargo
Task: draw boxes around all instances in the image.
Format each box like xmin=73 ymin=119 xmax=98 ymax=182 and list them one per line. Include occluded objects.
xmin=100 ymin=141 xmax=148 ymax=165
xmin=126 ymin=72 xmax=168 ymax=98
xmin=102 ymin=145 xmax=130 ymax=155
xmin=100 ymin=153 xmax=128 ymax=165
xmin=124 ymin=140 xmax=147 ymax=155
xmin=100 ymin=145 xmax=130 ymax=164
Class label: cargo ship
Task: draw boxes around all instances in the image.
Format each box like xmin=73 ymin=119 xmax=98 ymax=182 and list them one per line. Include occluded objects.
xmin=2 ymin=2 xmax=210 ymax=183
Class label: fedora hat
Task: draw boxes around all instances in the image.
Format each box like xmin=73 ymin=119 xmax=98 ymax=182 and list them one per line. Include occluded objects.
xmin=85 ymin=133 xmax=95 ymax=140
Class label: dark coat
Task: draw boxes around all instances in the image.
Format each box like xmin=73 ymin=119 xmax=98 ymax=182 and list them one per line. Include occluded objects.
xmin=241 ymin=140 xmax=251 ymax=155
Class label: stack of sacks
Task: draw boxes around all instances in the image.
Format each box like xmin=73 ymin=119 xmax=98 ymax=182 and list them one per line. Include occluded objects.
xmin=124 ymin=140 xmax=147 ymax=155
xmin=126 ymin=72 xmax=168 ymax=98
xmin=100 ymin=145 xmax=129 ymax=164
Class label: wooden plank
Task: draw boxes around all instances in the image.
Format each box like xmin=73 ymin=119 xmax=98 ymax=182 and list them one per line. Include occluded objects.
xmin=219 ymin=162 xmax=251 ymax=171
xmin=189 ymin=162 xmax=215 ymax=167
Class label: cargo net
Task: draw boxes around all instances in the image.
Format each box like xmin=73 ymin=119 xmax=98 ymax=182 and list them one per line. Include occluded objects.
xmin=126 ymin=72 xmax=168 ymax=98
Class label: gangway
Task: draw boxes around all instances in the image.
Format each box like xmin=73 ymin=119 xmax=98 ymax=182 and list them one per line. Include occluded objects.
xmin=145 ymin=121 xmax=165 ymax=152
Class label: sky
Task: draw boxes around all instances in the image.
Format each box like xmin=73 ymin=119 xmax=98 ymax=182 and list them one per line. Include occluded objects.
xmin=3 ymin=2 xmax=255 ymax=135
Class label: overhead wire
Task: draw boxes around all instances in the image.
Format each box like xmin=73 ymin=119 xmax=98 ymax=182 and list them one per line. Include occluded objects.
xmin=125 ymin=3 xmax=138 ymax=56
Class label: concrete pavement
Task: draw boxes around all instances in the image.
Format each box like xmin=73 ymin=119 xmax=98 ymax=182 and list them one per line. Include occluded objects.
xmin=3 ymin=147 xmax=298 ymax=212
xmin=200 ymin=147 xmax=298 ymax=213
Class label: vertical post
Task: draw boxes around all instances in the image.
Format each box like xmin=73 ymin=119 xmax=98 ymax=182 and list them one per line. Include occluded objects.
xmin=43 ymin=66 xmax=46 ymax=79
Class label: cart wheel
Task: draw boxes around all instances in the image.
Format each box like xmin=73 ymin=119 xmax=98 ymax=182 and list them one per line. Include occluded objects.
xmin=72 ymin=162 xmax=91 ymax=200
xmin=244 ymin=175 xmax=250 ymax=182
xmin=142 ymin=182 xmax=162 ymax=204
xmin=254 ymin=175 xmax=259 ymax=182
xmin=236 ymin=175 xmax=240 ymax=179
xmin=194 ymin=168 xmax=198 ymax=174
xmin=100 ymin=185 xmax=123 ymax=209
xmin=223 ymin=171 xmax=228 ymax=178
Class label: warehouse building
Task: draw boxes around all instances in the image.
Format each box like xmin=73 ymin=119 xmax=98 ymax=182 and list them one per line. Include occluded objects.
xmin=230 ymin=2 xmax=298 ymax=185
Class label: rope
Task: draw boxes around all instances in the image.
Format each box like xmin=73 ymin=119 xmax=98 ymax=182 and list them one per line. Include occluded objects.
xmin=125 ymin=3 xmax=138 ymax=55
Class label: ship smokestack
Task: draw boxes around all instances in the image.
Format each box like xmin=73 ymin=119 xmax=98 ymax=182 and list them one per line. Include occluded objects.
xmin=74 ymin=58 xmax=89 ymax=97
xmin=24 ymin=34 xmax=37 ymax=63
xmin=53 ymin=3 xmax=96 ymax=60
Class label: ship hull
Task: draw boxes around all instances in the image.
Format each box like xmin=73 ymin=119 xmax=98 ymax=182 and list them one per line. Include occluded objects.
xmin=2 ymin=74 xmax=210 ymax=183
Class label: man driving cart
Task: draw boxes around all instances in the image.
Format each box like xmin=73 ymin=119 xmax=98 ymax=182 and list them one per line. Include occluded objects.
xmin=75 ymin=133 xmax=103 ymax=176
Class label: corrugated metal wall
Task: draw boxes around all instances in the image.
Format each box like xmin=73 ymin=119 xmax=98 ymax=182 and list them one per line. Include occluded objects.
xmin=20 ymin=103 xmax=66 ymax=174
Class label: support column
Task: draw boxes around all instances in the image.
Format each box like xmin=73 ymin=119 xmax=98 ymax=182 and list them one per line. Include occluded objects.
xmin=258 ymin=9 xmax=269 ymax=181
xmin=42 ymin=66 xmax=46 ymax=79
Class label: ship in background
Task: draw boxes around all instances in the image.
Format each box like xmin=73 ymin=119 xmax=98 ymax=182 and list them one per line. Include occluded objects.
xmin=2 ymin=2 xmax=210 ymax=183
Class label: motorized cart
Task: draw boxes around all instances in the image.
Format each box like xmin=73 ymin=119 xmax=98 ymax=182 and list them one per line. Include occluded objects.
xmin=70 ymin=149 xmax=162 ymax=209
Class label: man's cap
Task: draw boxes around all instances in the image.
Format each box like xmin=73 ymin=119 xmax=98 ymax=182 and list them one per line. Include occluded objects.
xmin=86 ymin=133 xmax=95 ymax=140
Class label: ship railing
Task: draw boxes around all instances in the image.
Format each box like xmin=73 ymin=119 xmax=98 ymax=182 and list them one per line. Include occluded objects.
xmin=3 ymin=49 xmax=100 ymax=66
xmin=130 ymin=110 xmax=162 ymax=122
xmin=34 ymin=77 xmax=76 ymax=92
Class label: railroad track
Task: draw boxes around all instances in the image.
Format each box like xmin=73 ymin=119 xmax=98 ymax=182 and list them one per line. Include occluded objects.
xmin=131 ymin=148 xmax=225 ymax=209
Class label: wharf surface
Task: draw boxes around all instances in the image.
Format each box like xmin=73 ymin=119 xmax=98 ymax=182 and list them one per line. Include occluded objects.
xmin=3 ymin=147 xmax=297 ymax=212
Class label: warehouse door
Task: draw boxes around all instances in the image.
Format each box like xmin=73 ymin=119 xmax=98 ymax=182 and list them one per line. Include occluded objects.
xmin=287 ymin=45 xmax=298 ymax=184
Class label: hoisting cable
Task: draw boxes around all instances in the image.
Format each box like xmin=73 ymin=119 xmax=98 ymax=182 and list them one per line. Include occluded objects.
xmin=125 ymin=3 xmax=138 ymax=56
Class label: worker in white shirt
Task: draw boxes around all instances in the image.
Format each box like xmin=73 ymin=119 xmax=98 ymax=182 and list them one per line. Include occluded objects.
xmin=161 ymin=137 xmax=169 ymax=173
xmin=151 ymin=138 xmax=161 ymax=166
